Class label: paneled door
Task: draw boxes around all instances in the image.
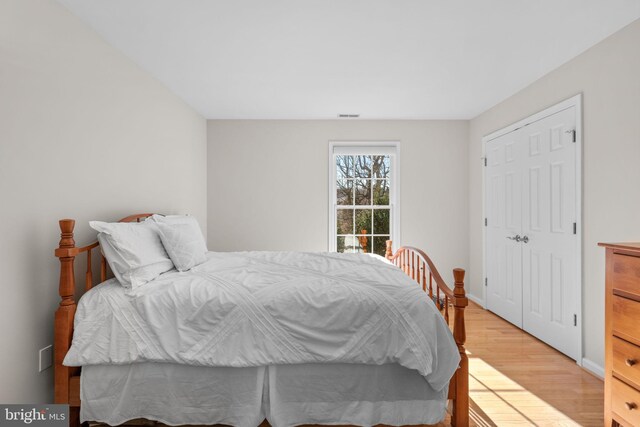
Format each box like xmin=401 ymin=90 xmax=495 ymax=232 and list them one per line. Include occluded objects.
xmin=485 ymin=105 xmax=579 ymax=360
xmin=521 ymin=107 xmax=578 ymax=360
xmin=485 ymin=129 xmax=524 ymax=328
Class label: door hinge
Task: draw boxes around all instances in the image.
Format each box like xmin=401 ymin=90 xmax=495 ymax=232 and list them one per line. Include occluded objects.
xmin=484 ymin=157 xmax=487 ymax=166
xmin=572 ymin=129 xmax=576 ymax=143
xmin=485 ymin=278 xmax=488 ymax=287
xmin=574 ymin=314 xmax=577 ymax=326
xmin=573 ymin=222 xmax=577 ymax=234
xmin=485 ymin=218 xmax=488 ymax=226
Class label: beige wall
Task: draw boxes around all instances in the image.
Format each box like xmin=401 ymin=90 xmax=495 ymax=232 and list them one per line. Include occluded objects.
xmin=0 ymin=0 xmax=207 ymax=402
xmin=208 ymin=120 xmax=469 ymax=281
xmin=468 ymin=19 xmax=640 ymax=370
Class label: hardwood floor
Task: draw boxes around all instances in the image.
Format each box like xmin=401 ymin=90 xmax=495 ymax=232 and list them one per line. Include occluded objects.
xmin=451 ymin=301 xmax=604 ymax=426
xmin=92 ymin=302 xmax=603 ymax=427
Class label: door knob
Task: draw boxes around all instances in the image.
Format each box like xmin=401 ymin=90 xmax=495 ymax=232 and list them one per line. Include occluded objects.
xmin=506 ymin=235 xmax=521 ymax=242
xmin=521 ymin=235 xmax=529 ymax=243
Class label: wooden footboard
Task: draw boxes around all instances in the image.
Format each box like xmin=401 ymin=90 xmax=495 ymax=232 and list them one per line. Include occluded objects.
xmin=385 ymin=241 xmax=469 ymax=427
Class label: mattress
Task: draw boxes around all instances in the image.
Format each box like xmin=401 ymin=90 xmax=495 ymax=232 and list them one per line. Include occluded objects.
xmin=81 ymin=362 xmax=448 ymax=427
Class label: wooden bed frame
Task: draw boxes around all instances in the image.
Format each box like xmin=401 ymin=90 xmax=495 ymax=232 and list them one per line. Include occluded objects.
xmin=384 ymin=241 xmax=469 ymax=427
xmin=54 ymin=214 xmax=469 ymax=427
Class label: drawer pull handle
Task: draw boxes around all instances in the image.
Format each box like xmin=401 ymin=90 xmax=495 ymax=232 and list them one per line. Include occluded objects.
xmin=626 ymin=402 xmax=638 ymax=411
xmin=626 ymin=358 xmax=637 ymax=367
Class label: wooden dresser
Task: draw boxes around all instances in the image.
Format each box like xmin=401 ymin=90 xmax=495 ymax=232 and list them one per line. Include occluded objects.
xmin=600 ymin=242 xmax=640 ymax=426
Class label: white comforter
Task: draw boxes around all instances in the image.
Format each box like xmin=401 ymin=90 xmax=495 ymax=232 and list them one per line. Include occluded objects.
xmin=65 ymin=251 xmax=460 ymax=391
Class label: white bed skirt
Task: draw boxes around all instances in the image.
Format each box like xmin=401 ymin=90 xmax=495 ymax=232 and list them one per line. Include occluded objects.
xmin=81 ymin=362 xmax=448 ymax=427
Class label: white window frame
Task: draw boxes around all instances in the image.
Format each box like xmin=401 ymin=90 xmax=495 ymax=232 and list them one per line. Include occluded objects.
xmin=328 ymin=141 xmax=401 ymax=253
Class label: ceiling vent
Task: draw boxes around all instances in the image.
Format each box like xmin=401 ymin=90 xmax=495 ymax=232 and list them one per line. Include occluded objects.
xmin=338 ymin=114 xmax=360 ymax=118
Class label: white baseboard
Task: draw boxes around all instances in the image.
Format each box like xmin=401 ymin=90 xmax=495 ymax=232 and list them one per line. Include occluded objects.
xmin=581 ymin=358 xmax=604 ymax=379
xmin=466 ymin=293 xmax=485 ymax=307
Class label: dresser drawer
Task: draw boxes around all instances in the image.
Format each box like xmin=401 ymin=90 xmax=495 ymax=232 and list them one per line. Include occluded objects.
xmin=614 ymin=337 xmax=640 ymax=388
xmin=612 ymin=377 xmax=640 ymax=427
xmin=613 ymin=296 xmax=640 ymax=345
xmin=612 ymin=253 xmax=640 ymax=299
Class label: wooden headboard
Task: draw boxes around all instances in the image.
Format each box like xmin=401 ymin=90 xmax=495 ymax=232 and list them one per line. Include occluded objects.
xmin=53 ymin=213 xmax=154 ymax=405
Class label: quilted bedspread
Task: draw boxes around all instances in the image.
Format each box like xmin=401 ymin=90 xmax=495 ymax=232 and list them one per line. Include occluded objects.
xmin=64 ymin=251 xmax=460 ymax=391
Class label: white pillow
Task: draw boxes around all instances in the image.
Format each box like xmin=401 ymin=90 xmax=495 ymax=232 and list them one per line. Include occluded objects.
xmin=90 ymin=220 xmax=174 ymax=289
xmin=151 ymin=215 xmax=207 ymax=272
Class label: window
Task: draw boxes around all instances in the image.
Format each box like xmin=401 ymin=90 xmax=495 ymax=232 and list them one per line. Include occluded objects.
xmin=329 ymin=142 xmax=400 ymax=256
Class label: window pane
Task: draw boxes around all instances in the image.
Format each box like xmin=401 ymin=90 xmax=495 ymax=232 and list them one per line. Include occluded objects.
xmin=332 ymin=147 xmax=396 ymax=254
xmin=336 ymin=155 xmax=353 ymax=179
xmin=354 ymin=155 xmax=372 ymax=178
xmin=373 ymin=209 xmax=390 ymax=234
xmin=336 ymin=209 xmax=353 ymax=234
xmin=339 ymin=235 xmax=362 ymax=253
xmin=336 ymin=180 xmax=353 ymax=205
xmin=372 ymin=179 xmax=390 ymax=205
xmin=373 ymin=236 xmax=390 ymax=257
xmin=355 ymin=209 xmax=372 ymax=235
xmin=355 ymin=179 xmax=371 ymax=205
xmin=371 ymin=155 xmax=390 ymax=179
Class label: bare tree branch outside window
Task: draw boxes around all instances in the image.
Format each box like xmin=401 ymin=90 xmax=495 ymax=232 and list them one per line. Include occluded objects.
xmin=335 ymin=155 xmax=391 ymax=256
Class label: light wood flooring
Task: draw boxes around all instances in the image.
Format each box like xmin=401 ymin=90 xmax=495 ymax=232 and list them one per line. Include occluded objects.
xmin=439 ymin=301 xmax=603 ymax=426
xmin=93 ymin=302 xmax=604 ymax=427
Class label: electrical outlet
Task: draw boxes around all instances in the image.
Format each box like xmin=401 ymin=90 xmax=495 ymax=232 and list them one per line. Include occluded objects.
xmin=39 ymin=345 xmax=52 ymax=372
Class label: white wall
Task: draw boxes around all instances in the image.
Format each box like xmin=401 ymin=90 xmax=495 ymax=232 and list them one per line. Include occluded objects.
xmin=468 ymin=19 xmax=640 ymax=370
xmin=0 ymin=0 xmax=207 ymax=402
xmin=208 ymin=120 xmax=469 ymax=282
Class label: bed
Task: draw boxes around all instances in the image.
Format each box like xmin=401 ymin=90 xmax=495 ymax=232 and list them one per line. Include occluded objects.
xmin=53 ymin=214 xmax=469 ymax=427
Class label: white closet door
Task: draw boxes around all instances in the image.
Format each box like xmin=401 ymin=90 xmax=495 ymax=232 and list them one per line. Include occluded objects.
xmin=521 ymin=107 xmax=578 ymax=360
xmin=485 ymin=129 xmax=523 ymax=328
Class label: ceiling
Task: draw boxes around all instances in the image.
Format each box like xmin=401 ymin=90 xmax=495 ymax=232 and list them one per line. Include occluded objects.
xmin=57 ymin=0 xmax=640 ymax=120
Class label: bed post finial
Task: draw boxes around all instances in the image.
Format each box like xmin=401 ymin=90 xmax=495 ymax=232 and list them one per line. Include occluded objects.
xmin=57 ymin=220 xmax=76 ymax=306
xmin=385 ymin=240 xmax=393 ymax=260
xmin=453 ymin=268 xmax=466 ymax=297
xmin=59 ymin=219 xmax=76 ymax=248
xmin=452 ymin=268 xmax=467 ymax=344
xmin=451 ymin=268 xmax=469 ymax=426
